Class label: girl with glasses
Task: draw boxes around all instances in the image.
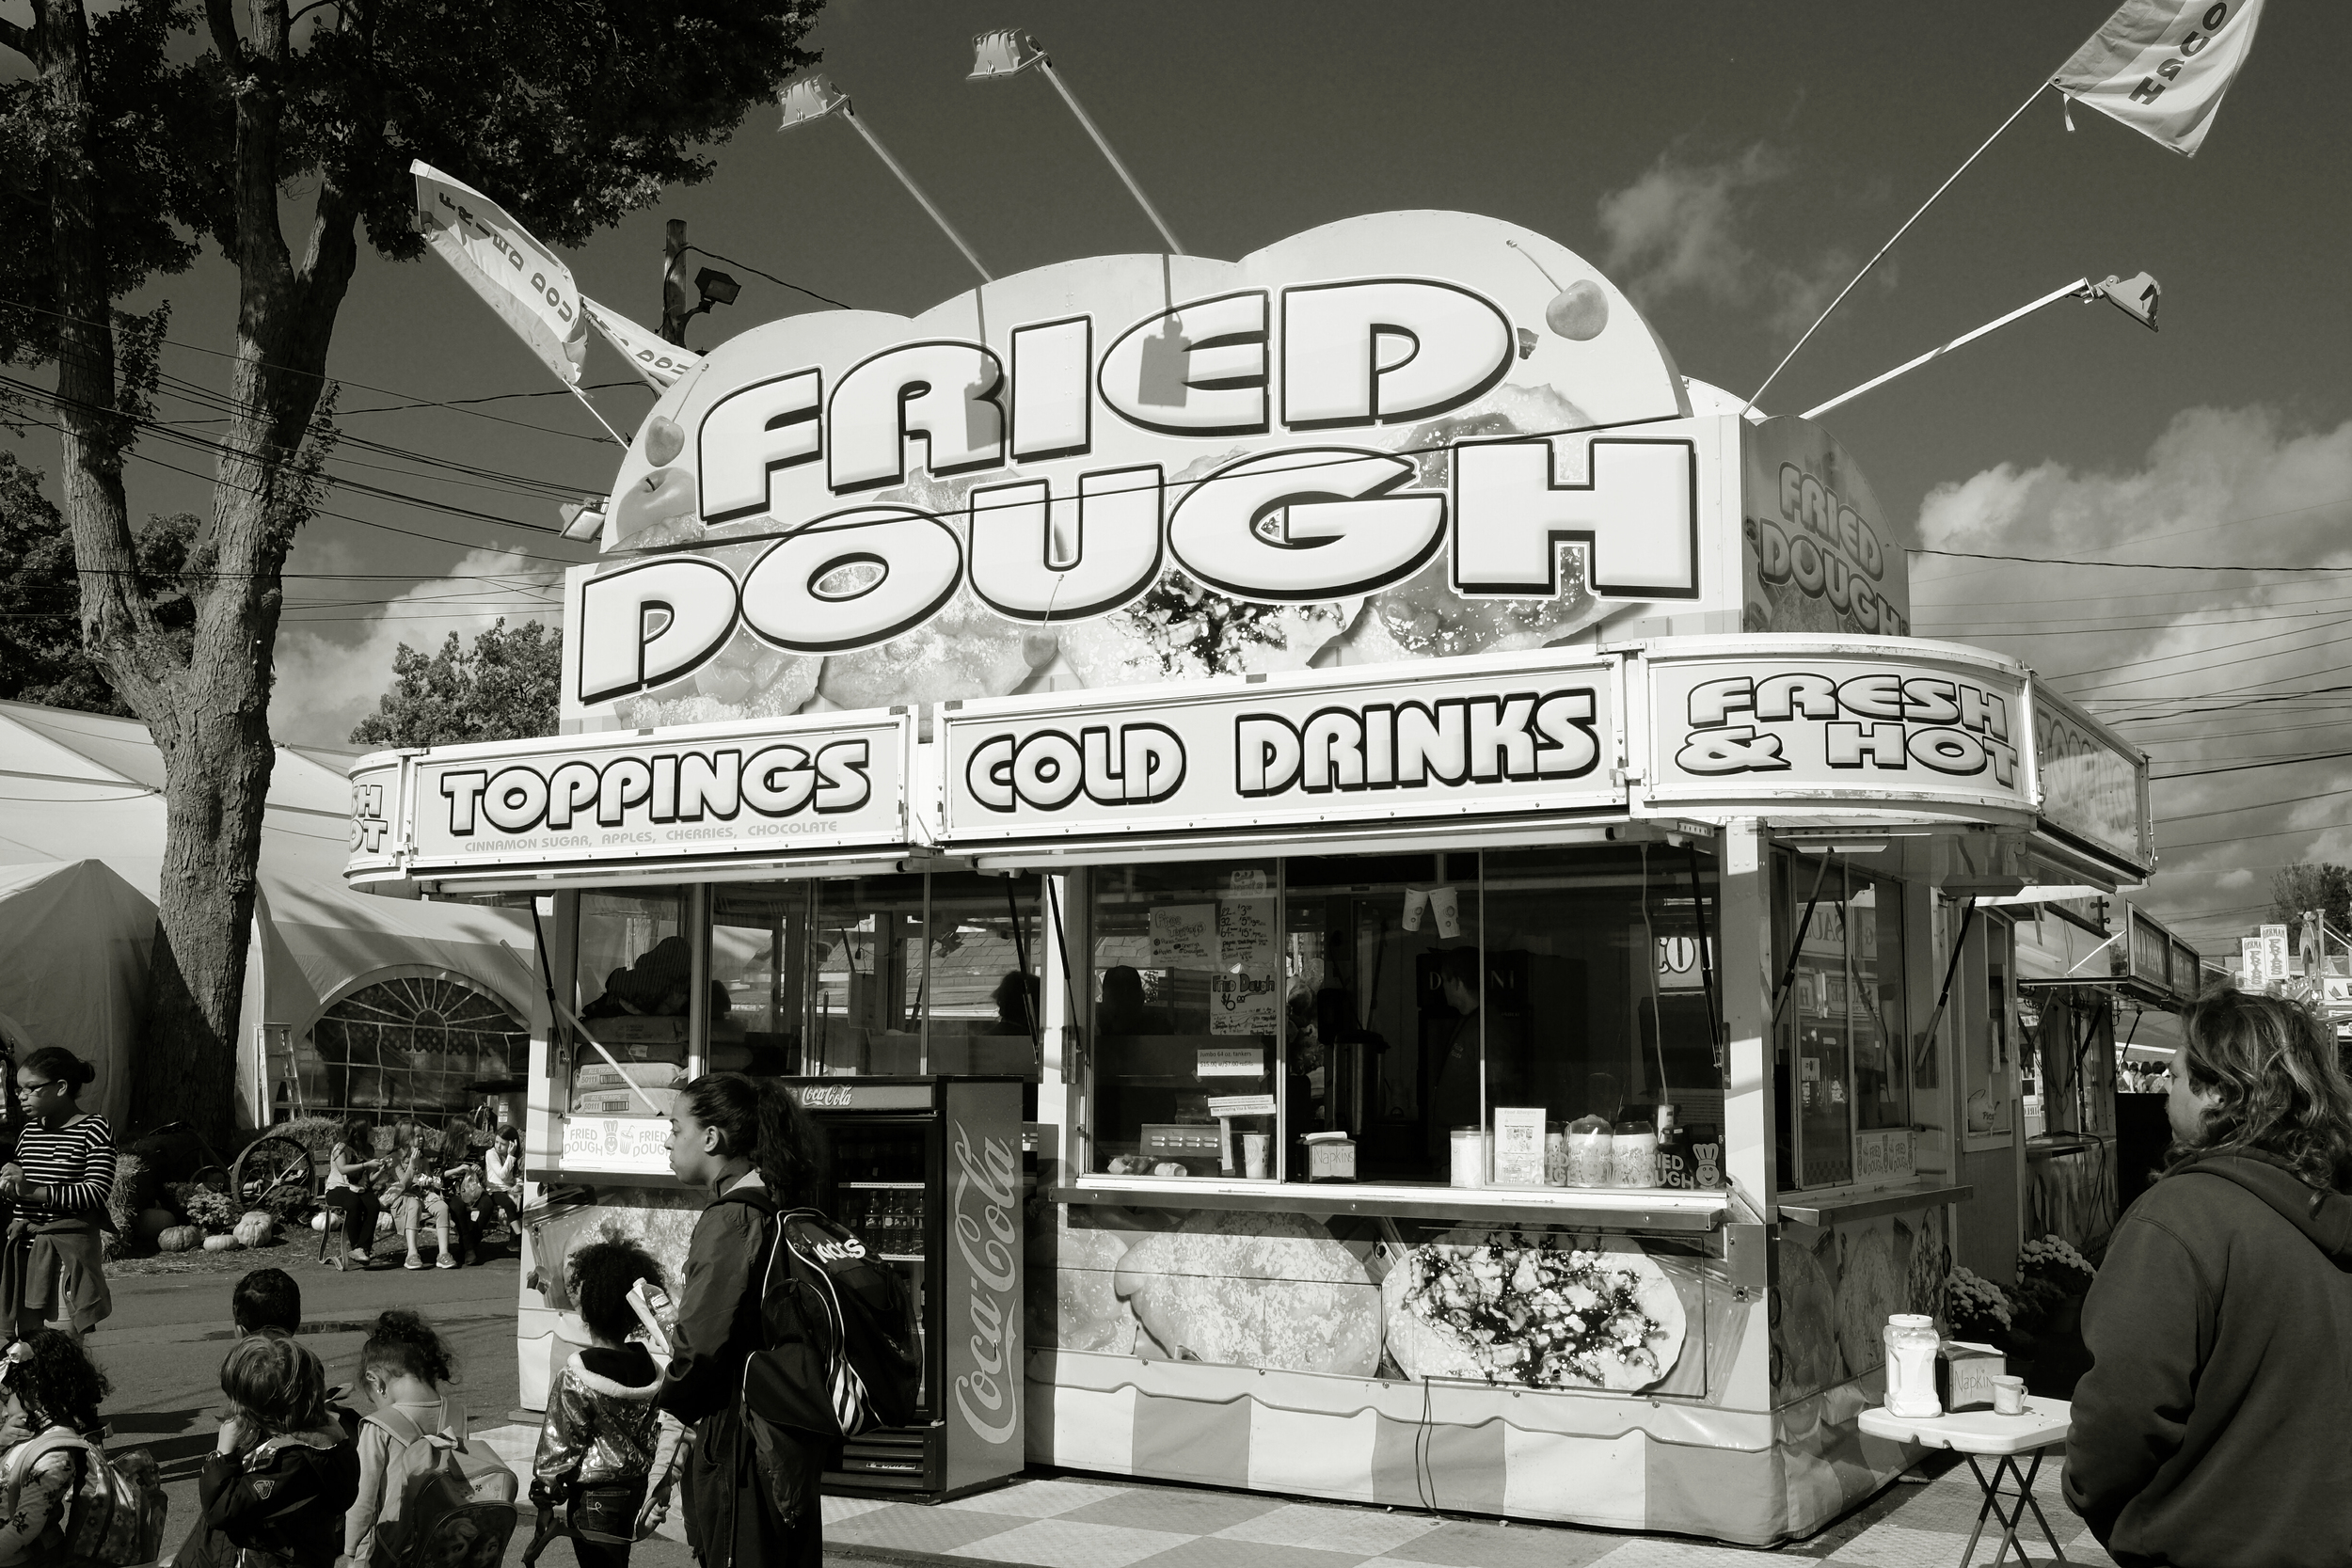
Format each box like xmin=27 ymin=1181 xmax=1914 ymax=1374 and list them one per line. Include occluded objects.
xmin=0 ymin=1048 xmax=113 ymax=1340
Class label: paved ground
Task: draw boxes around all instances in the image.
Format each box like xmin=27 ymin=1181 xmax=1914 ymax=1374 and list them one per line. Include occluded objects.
xmin=90 ymin=1245 xmax=2109 ymax=1568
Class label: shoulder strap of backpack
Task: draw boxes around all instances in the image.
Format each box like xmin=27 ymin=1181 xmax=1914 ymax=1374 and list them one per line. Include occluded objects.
xmin=0 ymin=1430 xmax=89 ymax=1522
xmin=363 ymin=1406 xmax=430 ymax=1447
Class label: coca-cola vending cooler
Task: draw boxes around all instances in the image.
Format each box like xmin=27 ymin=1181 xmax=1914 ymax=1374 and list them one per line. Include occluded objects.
xmin=784 ymin=1075 xmax=1025 ymax=1500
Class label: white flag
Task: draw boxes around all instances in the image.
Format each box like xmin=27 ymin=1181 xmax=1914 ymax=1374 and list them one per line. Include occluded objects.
xmin=2052 ymin=0 xmax=2267 ymax=157
xmin=581 ymin=297 xmax=704 ymax=390
xmin=411 ymin=161 xmax=589 ymax=385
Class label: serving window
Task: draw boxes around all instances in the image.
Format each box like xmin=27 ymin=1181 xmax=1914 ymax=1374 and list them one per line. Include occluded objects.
xmin=1772 ymin=852 xmax=1914 ymax=1191
xmin=1085 ymin=846 xmax=1724 ymax=1189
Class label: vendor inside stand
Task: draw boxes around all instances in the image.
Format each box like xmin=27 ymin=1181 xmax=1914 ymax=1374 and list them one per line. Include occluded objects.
xmin=1087 ymin=845 xmax=1723 ymax=1186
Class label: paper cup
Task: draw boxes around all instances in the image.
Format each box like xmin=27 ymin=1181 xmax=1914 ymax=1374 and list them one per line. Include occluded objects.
xmin=1242 ymin=1132 xmax=1270 ymax=1180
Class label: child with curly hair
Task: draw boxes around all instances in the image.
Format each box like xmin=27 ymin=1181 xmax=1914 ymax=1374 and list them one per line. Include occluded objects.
xmin=531 ymin=1239 xmax=680 ymax=1565
xmin=0 ymin=1328 xmax=117 ymax=1565
xmin=176 ymin=1329 xmax=358 ymax=1568
xmin=345 ymin=1308 xmax=462 ymax=1564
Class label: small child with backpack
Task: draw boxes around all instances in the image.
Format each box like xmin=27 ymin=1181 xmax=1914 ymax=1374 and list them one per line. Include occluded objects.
xmin=176 ymin=1330 xmax=355 ymax=1568
xmin=0 ymin=1328 xmax=166 ymax=1566
xmin=527 ymin=1239 xmax=678 ymax=1566
xmin=345 ymin=1308 xmax=517 ymax=1566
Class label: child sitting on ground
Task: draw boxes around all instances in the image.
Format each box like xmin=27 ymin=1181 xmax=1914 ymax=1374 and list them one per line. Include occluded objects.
xmin=0 ymin=1329 xmax=119 ymax=1564
xmin=345 ymin=1308 xmax=469 ymax=1565
xmin=531 ymin=1240 xmax=679 ymax=1566
xmin=230 ymin=1266 xmax=301 ymax=1337
xmin=178 ymin=1330 xmax=358 ymax=1568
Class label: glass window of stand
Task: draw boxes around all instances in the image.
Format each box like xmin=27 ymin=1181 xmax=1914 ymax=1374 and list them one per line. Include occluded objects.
xmin=1772 ymin=852 xmax=1913 ymax=1191
xmin=1089 ymin=846 xmax=1725 ymax=1189
xmin=705 ymin=873 xmax=1043 ymax=1082
xmin=572 ymin=887 xmax=695 ymax=1113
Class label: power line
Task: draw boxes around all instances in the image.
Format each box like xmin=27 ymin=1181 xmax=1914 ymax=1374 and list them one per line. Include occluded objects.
xmin=2153 ymin=748 xmax=2352 ymax=782
xmin=0 ymin=293 xmax=618 ymax=446
xmin=685 ymin=245 xmax=854 ymax=311
xmin=1912 ymin=546 xmax=2352 ymax=575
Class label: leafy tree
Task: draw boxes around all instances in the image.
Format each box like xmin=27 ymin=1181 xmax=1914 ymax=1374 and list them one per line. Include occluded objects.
xmin=0 ymin=451 xmax=198 ymax=714
xmin=1 ymin=1 xmax=821 ymax=1143
xmin=2271 ymin=864 xmax=2352 ymax=942
xmin=350 ymin=618 xmax=559 ymax=749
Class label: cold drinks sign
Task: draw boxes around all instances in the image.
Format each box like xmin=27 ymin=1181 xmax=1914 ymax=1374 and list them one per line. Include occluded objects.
xmin=556 ymin=213 xmax=1903 ymax=727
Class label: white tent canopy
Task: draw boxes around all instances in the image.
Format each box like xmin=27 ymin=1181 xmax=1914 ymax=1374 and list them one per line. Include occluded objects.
xmin=0 ymin=702 xmax=534 ymax=1128
xmin=0 ymin=860 xmax=152 ymax=1127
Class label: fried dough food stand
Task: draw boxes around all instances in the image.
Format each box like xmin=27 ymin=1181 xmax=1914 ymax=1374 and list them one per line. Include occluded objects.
xmin=344 ymin=212 xmax=2153 ymax=1542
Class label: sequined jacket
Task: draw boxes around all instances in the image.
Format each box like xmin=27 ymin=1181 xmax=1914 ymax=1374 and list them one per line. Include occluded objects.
xmin=532 ymin=1345 xmax=663 ymax=1495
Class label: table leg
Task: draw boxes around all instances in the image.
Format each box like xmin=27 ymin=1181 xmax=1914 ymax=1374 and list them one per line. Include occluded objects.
xmin=2016 ymin=1450 xmax=2069 ymax=1563
xmin=1962 ymin=1452 xmax=2062 ymax=1568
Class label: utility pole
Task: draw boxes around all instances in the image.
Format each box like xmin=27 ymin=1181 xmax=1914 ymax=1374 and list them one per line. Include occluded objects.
xmin=660 ymin=220 xmax=694 ymax=345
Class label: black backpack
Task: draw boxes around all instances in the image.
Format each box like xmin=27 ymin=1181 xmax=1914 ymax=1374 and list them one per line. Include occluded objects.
xmin=719 ymin=1191 xmax=923 ymax=1438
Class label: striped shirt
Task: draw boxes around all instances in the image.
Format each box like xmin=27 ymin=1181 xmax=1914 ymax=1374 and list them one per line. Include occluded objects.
xmin=14 ymin=1116 xmax=115 ymax=1225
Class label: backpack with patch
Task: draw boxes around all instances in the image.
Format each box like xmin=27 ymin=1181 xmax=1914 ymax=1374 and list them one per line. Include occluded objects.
xmin=723 ymin=1192 xmax=922 ymax=1439
xmin=364 ymin=1405 xmax=519 ymax=1568
xmin=0 ymin=1428 xmax=167 ymax=1567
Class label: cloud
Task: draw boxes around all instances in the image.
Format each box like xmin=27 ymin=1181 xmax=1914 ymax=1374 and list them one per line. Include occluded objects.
xmin=268 ymin=546 xmax=562 ymax=747
xmin=1908 ymin=406 xmax=2352 ymax=946
xmin=1596 ymin=144 xmax=1877 ymax=337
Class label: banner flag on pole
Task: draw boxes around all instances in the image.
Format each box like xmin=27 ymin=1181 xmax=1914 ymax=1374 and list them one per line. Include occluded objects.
xmin=410 ymin=161 xmax=590 ymax=385
xmin=2052 ymin=0 xmax=2267 ymax=157
xmin=581 ymin=297 xmax=703 ymax=390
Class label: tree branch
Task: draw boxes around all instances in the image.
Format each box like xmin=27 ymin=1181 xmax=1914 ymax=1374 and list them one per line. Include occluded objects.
xmin=0 ymin=17 xmax=30 ymax=60
xmin=201 ymin=0 xmax=241 ymax=61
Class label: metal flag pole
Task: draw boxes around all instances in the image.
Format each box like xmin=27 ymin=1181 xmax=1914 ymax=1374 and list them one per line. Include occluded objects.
xmin=1802 ymin=270 xmax=2158 ymax=420
xmin=969 ymin=31 xmax=1185 ymax=255
xmin=1750 ymin=80 xmax=2051 ymax=411
xmin=781 ymin=74 xmax=993 ymax=283
xmin=565 ymin=382 xmax=628 ymax=444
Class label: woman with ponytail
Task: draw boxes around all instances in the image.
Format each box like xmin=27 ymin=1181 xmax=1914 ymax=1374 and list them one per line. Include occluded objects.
xmin=0 ymin=1047 xmax=114 ymax=1338
xmin=660 ymin=1073 xmax=823 ymax=1568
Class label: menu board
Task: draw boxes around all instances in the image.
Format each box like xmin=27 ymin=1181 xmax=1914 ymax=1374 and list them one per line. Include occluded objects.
xmin=1149 ymin=905 xmax=1216 ymax=967
xmin=1217 ymin=896 xmax=1276 ymax=972
xmin=1211 ymin=969 xmax=1280 ymax=1036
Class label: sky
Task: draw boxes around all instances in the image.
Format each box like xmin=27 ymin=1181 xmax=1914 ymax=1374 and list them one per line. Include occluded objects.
xmin=4 ymin=1 xmax=2349 ymax=957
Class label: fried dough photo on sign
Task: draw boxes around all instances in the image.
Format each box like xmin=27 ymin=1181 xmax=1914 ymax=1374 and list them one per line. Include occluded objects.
xmin=1380 ymin=1228 xmax=1685 ymax=1392
xmin=1836 ymin=1221 xmax=1906 ymax=1380
xmin=1772 ymin=1226 xmax=1841 ymax=1397
xmin=1113 ymin=1210 xmax=1382 ymax=1376
xmin=1026 ymin=1200 xmax=1139 ymax=1355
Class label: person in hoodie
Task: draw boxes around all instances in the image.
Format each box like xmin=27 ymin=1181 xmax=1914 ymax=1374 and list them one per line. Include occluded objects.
xmin=531 ymin=1238 xmax=679 ymax=1566
xmin=2064 ymin=987 xmax=2352 ymax=1568
xmin=658 ymin=1073 xmax=826 ymax=1568
xmin=180 ymin=1329 xmax=359 ymax=1568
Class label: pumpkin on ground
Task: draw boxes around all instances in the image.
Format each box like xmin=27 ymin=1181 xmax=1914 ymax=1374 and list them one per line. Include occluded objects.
xmin=136 ymin=1208 xmax=177 ymax=1242
xmin=157 ymin=1226 xmax=203 ymax=1253
xmin=233 ymin=1212 xmax=275 ymax=1248
xmin=201 ymin=1233 xmax=242 ymax=1252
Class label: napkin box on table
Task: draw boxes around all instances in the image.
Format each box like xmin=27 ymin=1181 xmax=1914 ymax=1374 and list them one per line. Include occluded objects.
xmin=1936 ymin=1339 xmax=2007 ymax=1411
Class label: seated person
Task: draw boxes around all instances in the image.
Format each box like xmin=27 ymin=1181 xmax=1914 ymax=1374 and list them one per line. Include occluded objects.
xmin=1096 ymin=965 xmax=1169 ymax=1037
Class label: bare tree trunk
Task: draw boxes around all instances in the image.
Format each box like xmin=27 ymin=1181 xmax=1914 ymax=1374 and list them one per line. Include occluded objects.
xmin=31 ymin=0 xmax=354 ymax=1145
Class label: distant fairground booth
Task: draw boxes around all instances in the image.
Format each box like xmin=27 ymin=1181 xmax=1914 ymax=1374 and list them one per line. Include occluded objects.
xmin=346 ymin=213 xmax=2161 ymax=1542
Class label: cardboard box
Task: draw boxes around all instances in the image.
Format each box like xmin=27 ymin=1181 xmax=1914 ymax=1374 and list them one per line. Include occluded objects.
xmin=1936 ymin=1339 xmax=2006 ymax=1412
xmin=571 ymin=1086 xmax=679 ymax=1118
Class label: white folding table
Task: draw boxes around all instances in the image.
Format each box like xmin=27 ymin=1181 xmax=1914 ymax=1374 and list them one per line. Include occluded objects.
xmin=1859 ymin=1397 xmax=2073 ymax=1567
